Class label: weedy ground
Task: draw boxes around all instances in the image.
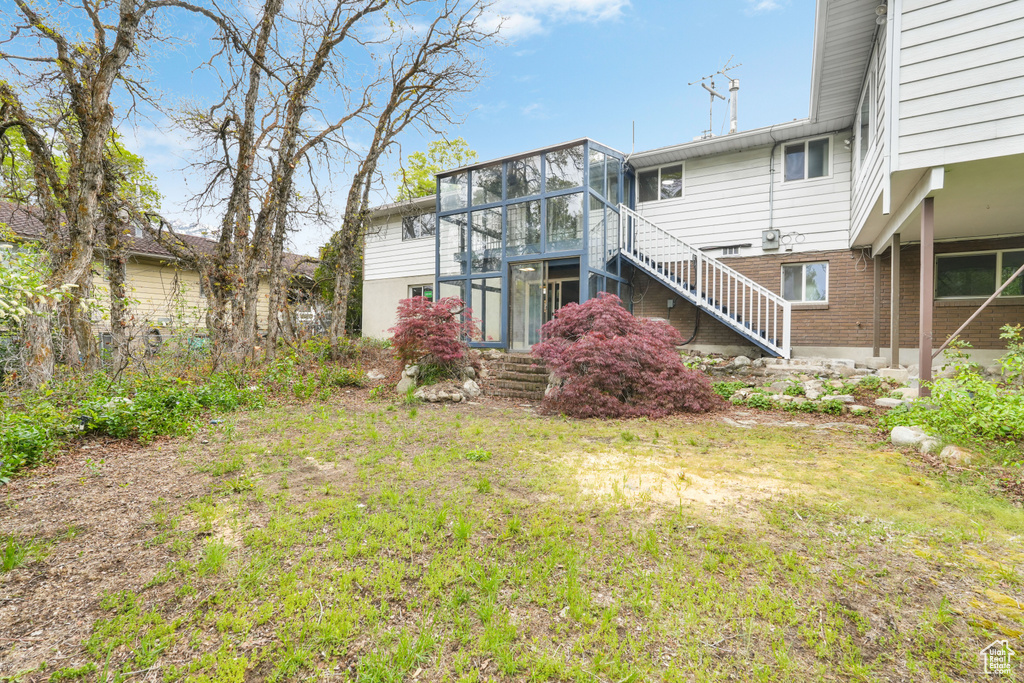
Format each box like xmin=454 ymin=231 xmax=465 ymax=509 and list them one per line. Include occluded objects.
xmin=2 ymin=396 xmax=1023 ymax=682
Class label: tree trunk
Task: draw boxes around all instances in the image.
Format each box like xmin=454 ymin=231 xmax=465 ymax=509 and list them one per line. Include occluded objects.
xmin=21 ymin=298 xmax=54 ymax=390
xmin=263 ymin=207 xmax=290 ymax=362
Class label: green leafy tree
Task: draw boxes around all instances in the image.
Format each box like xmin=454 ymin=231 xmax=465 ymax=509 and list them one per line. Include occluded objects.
xmin=395 ymin=138 xmax=478 ymax=200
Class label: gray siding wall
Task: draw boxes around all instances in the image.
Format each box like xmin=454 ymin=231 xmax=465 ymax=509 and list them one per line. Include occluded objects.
xmin=364 ymin=215 xmax=435 ymax=282
xmin=634 ymin=135 xmax=853 ymax=255
xmin=898 ymin=0 xmax=1024 ymax=169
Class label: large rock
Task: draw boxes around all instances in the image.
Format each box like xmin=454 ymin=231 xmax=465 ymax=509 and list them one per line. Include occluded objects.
xmin=874 ymin=397 xmax=906 ymax=408
xmin=822 ymin=394 xmax=855 ymax=404
xmin=939 ymin=445 xmax=974 ymax=465
xmin=732 ymin=355 xmax=752 ymax=367
xmin=463 ymin=379 xmax=481 ymax=399
xmin=865 ymin=356 xmax=889 ymax=370
xmin=834 ymin=365 xmax=858 ymax=378
xmin=878 ymin=367 xmax=910 ymax=383
xmin=891 ymin=425 xmax=927 ymax=447
xmin=404 ymin=364 xmax=419 ymax=379
xmin=396 ymin=376 xmax=416 ymax=394
xmin=894 ymin=387 xmax=919 ymax=399
xmin=849 ymin=405 xmax=871 ymax=415
xmin=462 ymin=366 xmax=477 ymax=380
xmin=366 ymin=369 xmax=386 ymax=381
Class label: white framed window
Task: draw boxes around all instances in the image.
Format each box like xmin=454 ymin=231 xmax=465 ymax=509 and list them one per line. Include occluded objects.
xmin=721 ymin=246 xmax=740 ymax=256
xmin=783 ymin=137 xmax=831 ymax=182
xmin=782 ymin=262 xmax=828 ymax=302
xmin=402 ymin=212 xmax=435 ymax=241
xmin=854 ymin=68 xmax=875 ymax=180
xmin=637 ymin=163 xmax=683 ymax=203
xmin=408 ymin=284 xmax=434 ymax=301
xmin=936 ymin=250 xmax=1024 ymax=299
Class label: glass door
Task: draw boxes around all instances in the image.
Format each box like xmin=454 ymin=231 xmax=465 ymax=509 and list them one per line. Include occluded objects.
xmin=510 ymin=262 xmax=544 ymax=351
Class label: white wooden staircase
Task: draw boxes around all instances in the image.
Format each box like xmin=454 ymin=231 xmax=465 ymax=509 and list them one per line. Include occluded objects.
xmin=618 ymin=205 xmax=792 ymax=358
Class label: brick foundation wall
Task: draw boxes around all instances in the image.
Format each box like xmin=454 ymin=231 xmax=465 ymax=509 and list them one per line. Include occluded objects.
xmin=623 ymin=235 xmax=1024 ymax=352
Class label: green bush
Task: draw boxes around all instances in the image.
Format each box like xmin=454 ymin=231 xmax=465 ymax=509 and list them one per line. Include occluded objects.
xmin=783 ymin=382 xmax=805 ymax=397
xmin=882 ymin=325 xmax=1024 ymax=447
xmin=745 ymin=393 xmax=773 ymax=410
xmin=819 ymin=399 xmax=844 ymax=416
xmin=1 ymin=371 xmax=264 ymax=481
xmin=712 ymin=381 xmax=746 ymax=400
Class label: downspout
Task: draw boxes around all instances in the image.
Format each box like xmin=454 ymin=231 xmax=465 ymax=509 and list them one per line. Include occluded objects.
xmin=767 ymin=125 xmax=779 ymax=233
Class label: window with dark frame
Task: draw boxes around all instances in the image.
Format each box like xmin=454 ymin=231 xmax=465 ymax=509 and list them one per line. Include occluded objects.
xmin=936 ymin=250 xmax=1024 ymax=298
xmin=408 ymin=284 xmax=434 ymax=301
xmin=783 ymin=138 xmax=830 ymax=182
xmin=402 ymin=212 xmax=436 ymax=241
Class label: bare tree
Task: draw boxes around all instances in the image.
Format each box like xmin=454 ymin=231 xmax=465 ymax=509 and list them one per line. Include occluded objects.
xmin=0 ymin=0 xmax=231 ymax=385
xmin=324 ymin=0 xmax=499 ymax=359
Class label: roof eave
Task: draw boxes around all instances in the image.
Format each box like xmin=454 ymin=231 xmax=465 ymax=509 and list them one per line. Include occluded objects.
xmin=808 ymin=0 xmax=830 ymax=123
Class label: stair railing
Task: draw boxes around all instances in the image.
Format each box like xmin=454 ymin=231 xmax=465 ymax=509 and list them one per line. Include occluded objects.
xmin=618 ymin=205 xmax=791 ymax=358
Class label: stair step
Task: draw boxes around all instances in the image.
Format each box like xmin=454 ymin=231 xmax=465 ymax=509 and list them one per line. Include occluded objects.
xmin=494 ymin=370 xmax=549 ymax=383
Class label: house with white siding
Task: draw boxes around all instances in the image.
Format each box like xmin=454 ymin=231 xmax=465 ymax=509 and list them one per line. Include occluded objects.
xmin=362 ymin=0 xmax=1024 ymax=385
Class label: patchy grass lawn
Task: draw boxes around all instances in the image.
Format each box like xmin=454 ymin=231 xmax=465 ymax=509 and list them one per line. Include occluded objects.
xmin=2 ymin=397 xmax=1023 ymax=682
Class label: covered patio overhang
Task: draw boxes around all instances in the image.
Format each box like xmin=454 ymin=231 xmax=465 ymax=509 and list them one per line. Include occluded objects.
xmin=854 ymin=154 xmax=1024 ymax=391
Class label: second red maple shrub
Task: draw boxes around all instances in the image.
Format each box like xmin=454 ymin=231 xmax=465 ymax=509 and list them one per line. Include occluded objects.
xmin=389 ymin=296 xmax=479 ymax=369
xmin=531 ymin=294 xmax=722 ymax=418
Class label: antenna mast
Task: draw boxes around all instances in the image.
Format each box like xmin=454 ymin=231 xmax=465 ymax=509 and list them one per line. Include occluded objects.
xmin=689 ymin=56 xmax=742 ymax=139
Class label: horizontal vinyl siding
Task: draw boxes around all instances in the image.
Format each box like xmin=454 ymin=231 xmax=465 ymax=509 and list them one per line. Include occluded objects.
xmin=898 ymin=0 xmax=1024 ymax=169
xmin=634 ymin=136 xmax=852 ymax=254
xmin=364 ymin=216 xmax=435 ymax=281
xmin=92 ymin=258 xmax=272 ymax=331
xmin=852 ymin=33 xmax=887 ymax=238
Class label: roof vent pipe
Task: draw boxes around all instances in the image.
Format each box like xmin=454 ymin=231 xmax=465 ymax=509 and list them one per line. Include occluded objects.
xmin=729 ymin=79 xmax=739 ymax=134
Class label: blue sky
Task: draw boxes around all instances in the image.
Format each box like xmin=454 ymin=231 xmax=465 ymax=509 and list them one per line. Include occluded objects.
xmin=127 ymin=0 xmax=817 ymax=255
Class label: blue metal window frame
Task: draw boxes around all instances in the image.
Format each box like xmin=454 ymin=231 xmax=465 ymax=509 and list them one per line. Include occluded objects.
xmin=435 ymin=139 xmax=628 ymax=348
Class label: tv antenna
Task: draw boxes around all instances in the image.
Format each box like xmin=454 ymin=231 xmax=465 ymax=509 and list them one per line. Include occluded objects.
xmin=689 ymin=56 xmax=742 ymax=139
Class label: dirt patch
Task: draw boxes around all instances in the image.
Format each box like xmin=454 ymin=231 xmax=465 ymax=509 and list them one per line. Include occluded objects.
xmin=569 ymin=448 xmax=803 ymax=508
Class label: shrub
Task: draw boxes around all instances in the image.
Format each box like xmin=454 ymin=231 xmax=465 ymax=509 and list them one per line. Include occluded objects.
xmin=745 ymin=393 xmax=772 ymax=411
xmin=713 ymin=381 xmax=746 ymax=400
xmin=882 ymin=325 xmax=1024 ymax=447
xmin=531 ymin=294 xmax=722 ymax=419
xmin=819 ymin=399 xmax=844 ymax=416
xmin=389 ymin=296 xmax=479 ymax=370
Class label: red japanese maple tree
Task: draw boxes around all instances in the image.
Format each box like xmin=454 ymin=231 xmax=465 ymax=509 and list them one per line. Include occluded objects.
xmin=532 ymin=294 xmax=722 ymax=418
xmin=389 ymin=296 xmax=479 ymax=368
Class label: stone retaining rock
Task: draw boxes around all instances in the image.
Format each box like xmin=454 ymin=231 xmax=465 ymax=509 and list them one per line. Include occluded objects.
xmin=891 ymin=425 xmax=927 ymax=447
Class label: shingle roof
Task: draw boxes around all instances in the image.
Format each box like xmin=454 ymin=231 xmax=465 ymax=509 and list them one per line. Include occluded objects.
xmin=0 ymin=201 xmax=318 ymax=279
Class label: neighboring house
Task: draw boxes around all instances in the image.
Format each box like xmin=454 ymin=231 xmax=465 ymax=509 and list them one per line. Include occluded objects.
xmin=364 ymin=0 xmax=1024 ymax=383
xmin=0 ymin=201 xmax=319 ymax=346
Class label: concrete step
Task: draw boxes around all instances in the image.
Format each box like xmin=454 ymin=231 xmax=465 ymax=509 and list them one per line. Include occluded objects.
xmin=494 ymin=370 xmax=549 ymax=384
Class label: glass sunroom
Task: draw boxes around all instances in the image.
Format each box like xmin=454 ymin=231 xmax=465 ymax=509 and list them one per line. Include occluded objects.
xmin=435 ymin=139 xmax=632 ymax=350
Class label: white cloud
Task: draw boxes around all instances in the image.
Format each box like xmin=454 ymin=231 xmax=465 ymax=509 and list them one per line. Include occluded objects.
xmin=488 ymin=0 xmax=630 ymax=39
xmin=745 ymin=0 xmax=784 ymax=15
xmin=521 ymin=102 xmax=547 ymax=119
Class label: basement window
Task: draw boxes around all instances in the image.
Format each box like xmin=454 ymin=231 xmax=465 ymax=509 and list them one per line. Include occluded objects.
xmin=408 ymin=284 xmax=434 ymax=301
xmin=936 ymin=250 xmax=1024 ymax=298
xmin=782 ymin=262 xmax=828 ymax=302
xmin=637 ymin=164 xmax=683 ymax=203
xmin=783 ymin=137 xmax=830 ymax=182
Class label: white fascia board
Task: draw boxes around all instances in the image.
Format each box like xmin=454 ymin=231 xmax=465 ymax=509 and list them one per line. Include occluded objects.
xmin=808 ymin=0 xmax=830 ymax=123
xmin=869 ymin=166 xmax=944 ymax=254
